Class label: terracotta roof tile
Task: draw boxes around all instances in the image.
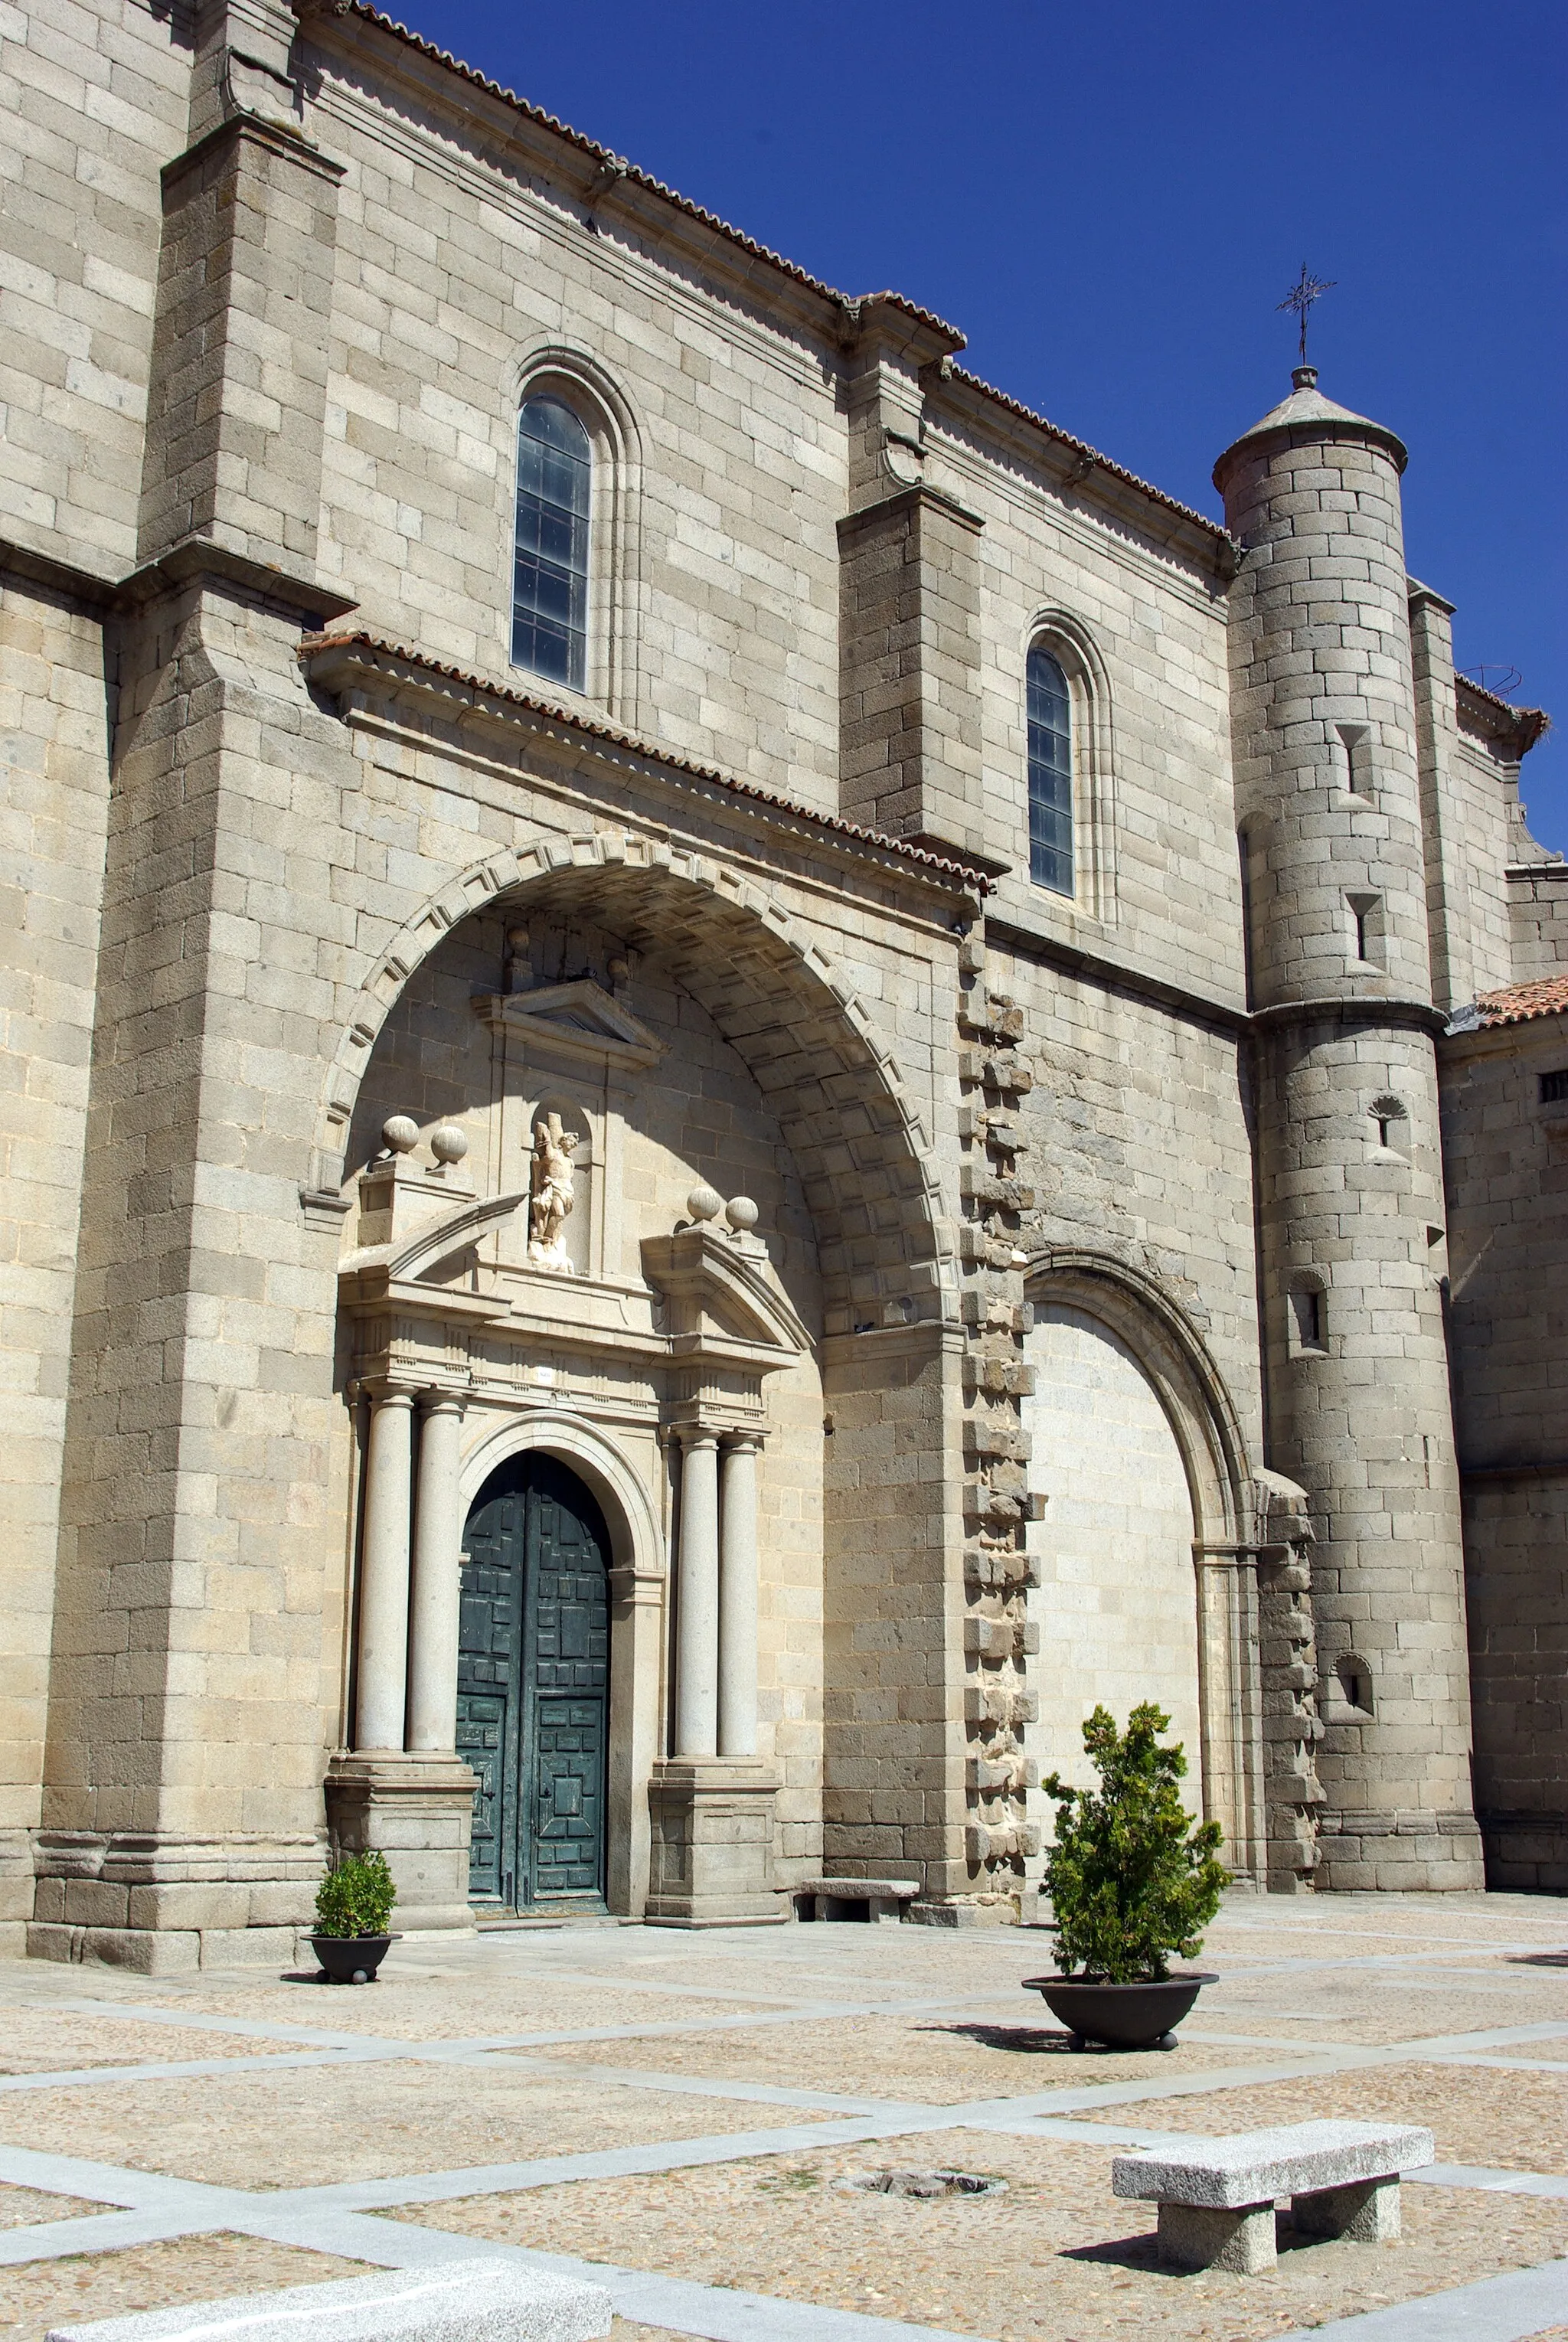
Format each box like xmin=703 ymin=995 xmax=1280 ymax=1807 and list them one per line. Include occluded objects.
xmin=298 ymin=628 xmax=992 ymax=893
xmin=1475 ymin=975 xmax=1568 ymax=1027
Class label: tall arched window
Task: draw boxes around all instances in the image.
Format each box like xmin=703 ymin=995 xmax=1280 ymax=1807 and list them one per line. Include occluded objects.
xmin=1027 ymin=645 xmax=1073 ymax=897
xmin=512 ymin=394 xmax=591 ymax=691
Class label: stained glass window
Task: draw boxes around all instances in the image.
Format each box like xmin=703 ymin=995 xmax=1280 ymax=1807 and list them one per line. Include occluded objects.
xmin=1027 ymin=645 xmax=1073 ymax=896
xmin=512 ymin=395 xmax=591 ymax=690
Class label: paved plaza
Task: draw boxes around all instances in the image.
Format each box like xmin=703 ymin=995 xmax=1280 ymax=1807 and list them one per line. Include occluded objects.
xmin=0 ymin=1895 xmax=1566 ymax=2340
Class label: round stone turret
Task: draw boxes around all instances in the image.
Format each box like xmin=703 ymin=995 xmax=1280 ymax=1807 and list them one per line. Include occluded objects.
xmin=1217 ymin=370 xmax=1483 ymax=1891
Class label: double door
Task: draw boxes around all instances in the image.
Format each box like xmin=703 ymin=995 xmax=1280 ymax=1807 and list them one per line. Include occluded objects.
xmin=456 ymin=1452 xmax=610 ymax=1912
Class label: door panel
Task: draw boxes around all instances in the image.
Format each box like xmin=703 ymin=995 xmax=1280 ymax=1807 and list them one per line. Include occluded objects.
xmin=457 ymin=1452 xmax=609 ymax=1912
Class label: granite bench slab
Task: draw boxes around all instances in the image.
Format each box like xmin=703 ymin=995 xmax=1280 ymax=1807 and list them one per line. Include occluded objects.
xmin=45 ymin=2259 xmax=612 ymax=2342
xmin=1112 ymin=2119 xmax=1435 ymax=2274
xmin=794 ymin=1878 xmax=920 ymax=1922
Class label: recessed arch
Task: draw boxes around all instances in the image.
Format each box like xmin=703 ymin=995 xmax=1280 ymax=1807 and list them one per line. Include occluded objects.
xmin=311 ymin=833 xmax=952 ymax=1334
xmin=1023 ymin=1246 xmax=1250 ymax=1542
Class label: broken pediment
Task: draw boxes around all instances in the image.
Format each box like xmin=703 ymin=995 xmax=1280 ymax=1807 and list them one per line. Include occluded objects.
xmin=472 ymin=977 xmax=664 ymax=1074
xmin=641 ymin=1223 xmax=812 ymax=1374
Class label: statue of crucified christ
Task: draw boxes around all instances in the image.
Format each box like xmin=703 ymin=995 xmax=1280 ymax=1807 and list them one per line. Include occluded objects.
xmin=527 ymin=1111 xmax=580 ymax=1273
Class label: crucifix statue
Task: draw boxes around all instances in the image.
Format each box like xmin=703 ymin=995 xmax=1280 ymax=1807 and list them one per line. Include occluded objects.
xmin=1278 ymin=262 xmax=1336 ymax=367
xmin=527 ymin=1111 xmax=580 ymax=1273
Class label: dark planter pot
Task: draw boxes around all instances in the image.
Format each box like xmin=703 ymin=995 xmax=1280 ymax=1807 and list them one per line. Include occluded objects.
xmin=310 ymin=1932 xmax=397 ymax=1984
xmin=1023 ymin=1971 xmax=1216 ymax=2050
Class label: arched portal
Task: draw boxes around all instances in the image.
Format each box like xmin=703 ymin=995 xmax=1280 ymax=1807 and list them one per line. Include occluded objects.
xmin=323 ymin=843 xmax=957 ymax=1926
xmin=459 ymin=1452 xmax=612 ymax=1916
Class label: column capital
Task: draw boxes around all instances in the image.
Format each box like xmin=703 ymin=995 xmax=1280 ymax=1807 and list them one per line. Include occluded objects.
xmin=364 ymin=1381 xmax=417 ymax=1409
xmin=720 ymin=1427 xmax=766 ymax=1454
xmin=419 ymin=1387 xmax=466 ymax=1417
xmin=676 ymin=1423 xmax=721 ymax=1452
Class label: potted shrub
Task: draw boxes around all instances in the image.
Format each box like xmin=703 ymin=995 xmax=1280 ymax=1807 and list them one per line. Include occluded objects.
xmin=1023 ymin=1702 xmax=1228 ymax=2050
xmin=310 ymin=1850 xmax=399 ymax=1984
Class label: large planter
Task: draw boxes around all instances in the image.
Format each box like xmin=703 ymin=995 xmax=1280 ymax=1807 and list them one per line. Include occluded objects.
xmin=1023 ymin=1971 xmax=1216 ymax=2049
xmin=310 ymin=1932 xmax=397 ymax=1984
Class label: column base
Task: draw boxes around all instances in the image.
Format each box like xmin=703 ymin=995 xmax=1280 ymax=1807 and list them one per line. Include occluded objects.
xmin=644 ymin=1759 xmax=785 ymax=1926
xmin=324 ymin=1752 xmax=479 ymax=1933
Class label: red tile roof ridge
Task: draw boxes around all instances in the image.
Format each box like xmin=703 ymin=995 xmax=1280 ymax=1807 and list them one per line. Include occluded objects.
xmin=299 ymin=627 xmax=992 ymax=892
xmin=1474 ymin=973 xmax=1568 ymax=1027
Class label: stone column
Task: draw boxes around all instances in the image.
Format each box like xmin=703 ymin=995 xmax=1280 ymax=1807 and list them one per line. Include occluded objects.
xmin=407 ymin=1393 xmax=465 ymax=1754
xmin=675 ymin=1429 xmax=720 ymax=1759
xmin=355 ymin=1389 xmax=415 ymax=1752
xmin=717 ymin=1434 xmax=761 ymax=1759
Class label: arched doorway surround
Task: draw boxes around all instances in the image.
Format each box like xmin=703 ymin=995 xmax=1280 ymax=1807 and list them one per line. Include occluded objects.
xmin=1023 ymin=1249 xmax=1265 ymax=1878
xmin=321 ymin=838 xmax=967 ymax=1922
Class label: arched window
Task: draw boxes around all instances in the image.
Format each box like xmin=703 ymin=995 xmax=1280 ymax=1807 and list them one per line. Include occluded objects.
xmin=512 ymin=394 xmax=591 ymax=691
xmin=1027 ymin=645 xmax=1073 ymax=897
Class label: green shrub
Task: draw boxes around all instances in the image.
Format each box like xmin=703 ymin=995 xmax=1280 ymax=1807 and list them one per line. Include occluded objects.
xmin=1043 ymin=1702 xmax=1229 ymax=1983
xmin=314 ymin=1850 xmax=397 ymax=1938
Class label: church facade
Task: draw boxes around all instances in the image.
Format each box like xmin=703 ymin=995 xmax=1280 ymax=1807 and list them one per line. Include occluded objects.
xmin=2 ymin=0 xmax=1563 ymax=1969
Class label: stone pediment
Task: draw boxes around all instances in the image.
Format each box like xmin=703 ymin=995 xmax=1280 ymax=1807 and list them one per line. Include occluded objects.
xmin=472 ymin=978 xmax=663 ymax=1073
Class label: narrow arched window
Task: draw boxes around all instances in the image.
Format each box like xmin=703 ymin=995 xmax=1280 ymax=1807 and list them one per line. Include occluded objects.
xmin=1027 ymin=645 xmax=1073 ymax=897
xmin=512 ymin=394 xmax=591 ymax=690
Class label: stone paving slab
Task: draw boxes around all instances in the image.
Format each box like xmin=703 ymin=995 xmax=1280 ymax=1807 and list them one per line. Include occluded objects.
xmin=381 ymin=2135 xmax=1568 ymax=2341
xmin=0 ymin=2018 xmax=309 ymax=2078
xmin=0 ymin=2067 xmax=836 ymax=2194
xmin=1106 ymin=2061 xmax=1568 ymax=2177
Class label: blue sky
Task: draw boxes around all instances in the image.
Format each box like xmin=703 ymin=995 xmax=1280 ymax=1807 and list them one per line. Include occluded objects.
xmin=389 ymin=0 xmax=1565 ymax=848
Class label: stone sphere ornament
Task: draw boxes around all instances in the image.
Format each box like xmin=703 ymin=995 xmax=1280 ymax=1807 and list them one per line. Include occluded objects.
xmin=430 ymin=1123 xmax=469 ymax=1165
xmin=381 ymin=1114 xmax=420 ymax=1155
xmin=686 ymin=1184 xmax=723 ymax=1223
xmin=725 ymin=1194 xmax=759 ymax=1234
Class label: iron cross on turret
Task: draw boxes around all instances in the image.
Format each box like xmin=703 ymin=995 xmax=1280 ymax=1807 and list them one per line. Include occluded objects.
xmin=1278 ymin=263 xmax=1336 ymax=365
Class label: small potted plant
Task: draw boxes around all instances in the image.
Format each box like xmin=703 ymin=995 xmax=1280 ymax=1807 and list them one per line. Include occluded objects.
xmin=309 ymin=1850 xmax=398 ymax=1984
xmin=1024 ymin=1701 xmax=1228 ymax=2050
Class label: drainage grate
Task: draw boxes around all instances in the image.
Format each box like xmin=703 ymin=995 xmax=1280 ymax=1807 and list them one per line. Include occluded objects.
xmin=838 ymin=2169 xmax=1008 ymax=2199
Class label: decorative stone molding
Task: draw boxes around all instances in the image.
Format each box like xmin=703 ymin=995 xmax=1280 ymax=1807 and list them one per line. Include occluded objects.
xmin=952 ymin=970 xmax=1044 ymax=1913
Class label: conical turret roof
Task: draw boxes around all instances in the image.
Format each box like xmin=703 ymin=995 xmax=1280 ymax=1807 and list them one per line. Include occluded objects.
xmin=1213 ymin=367 xmax=1407 ymax=491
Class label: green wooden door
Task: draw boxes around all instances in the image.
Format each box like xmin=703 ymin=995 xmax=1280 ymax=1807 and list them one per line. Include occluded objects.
xmin=456 ymin=1454 xmax=610 ymax=1912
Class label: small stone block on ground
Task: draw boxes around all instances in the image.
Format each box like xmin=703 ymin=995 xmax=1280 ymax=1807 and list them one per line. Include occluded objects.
xmin=1292 ymin=2176 xmax=1402 ymax=2242
xmin=1157 ymin=2200 xmax=1278 ymax=2275
xmin=44 ymin=2259 xmax=613 ymax=2342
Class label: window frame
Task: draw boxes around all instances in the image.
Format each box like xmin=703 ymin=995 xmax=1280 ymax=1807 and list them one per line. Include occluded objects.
xmin=511 ymin=391 xmax=593 ymax=694
xmin=1018 ymin=612 xmax=1113 ymax=922
xmin=506 ymin=351 xmax=643 ymax=724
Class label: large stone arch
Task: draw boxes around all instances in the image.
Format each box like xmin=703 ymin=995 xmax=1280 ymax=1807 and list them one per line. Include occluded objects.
xmin=1021 ymin=1246 xmax=1261 ymax=1870
xmin=312 ymin=830 xmax=952 ymax=1331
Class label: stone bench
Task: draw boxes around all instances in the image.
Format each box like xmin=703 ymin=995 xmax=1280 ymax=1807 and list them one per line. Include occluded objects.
xmin=1112 ymin=2119 xmax=1435 ymax=2274
xmin=46 ymin=2259 xmax=612 ymax=2342
xmin=792 ymin=1877 xmax=920 ymax=1924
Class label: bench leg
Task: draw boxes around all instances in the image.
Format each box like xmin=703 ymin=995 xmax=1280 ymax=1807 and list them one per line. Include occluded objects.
xmin=1157 ymin=2200 xmax=1277 ymax=2275
xmin=1292 ymin=2177 xmax=1400 ymax=2243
